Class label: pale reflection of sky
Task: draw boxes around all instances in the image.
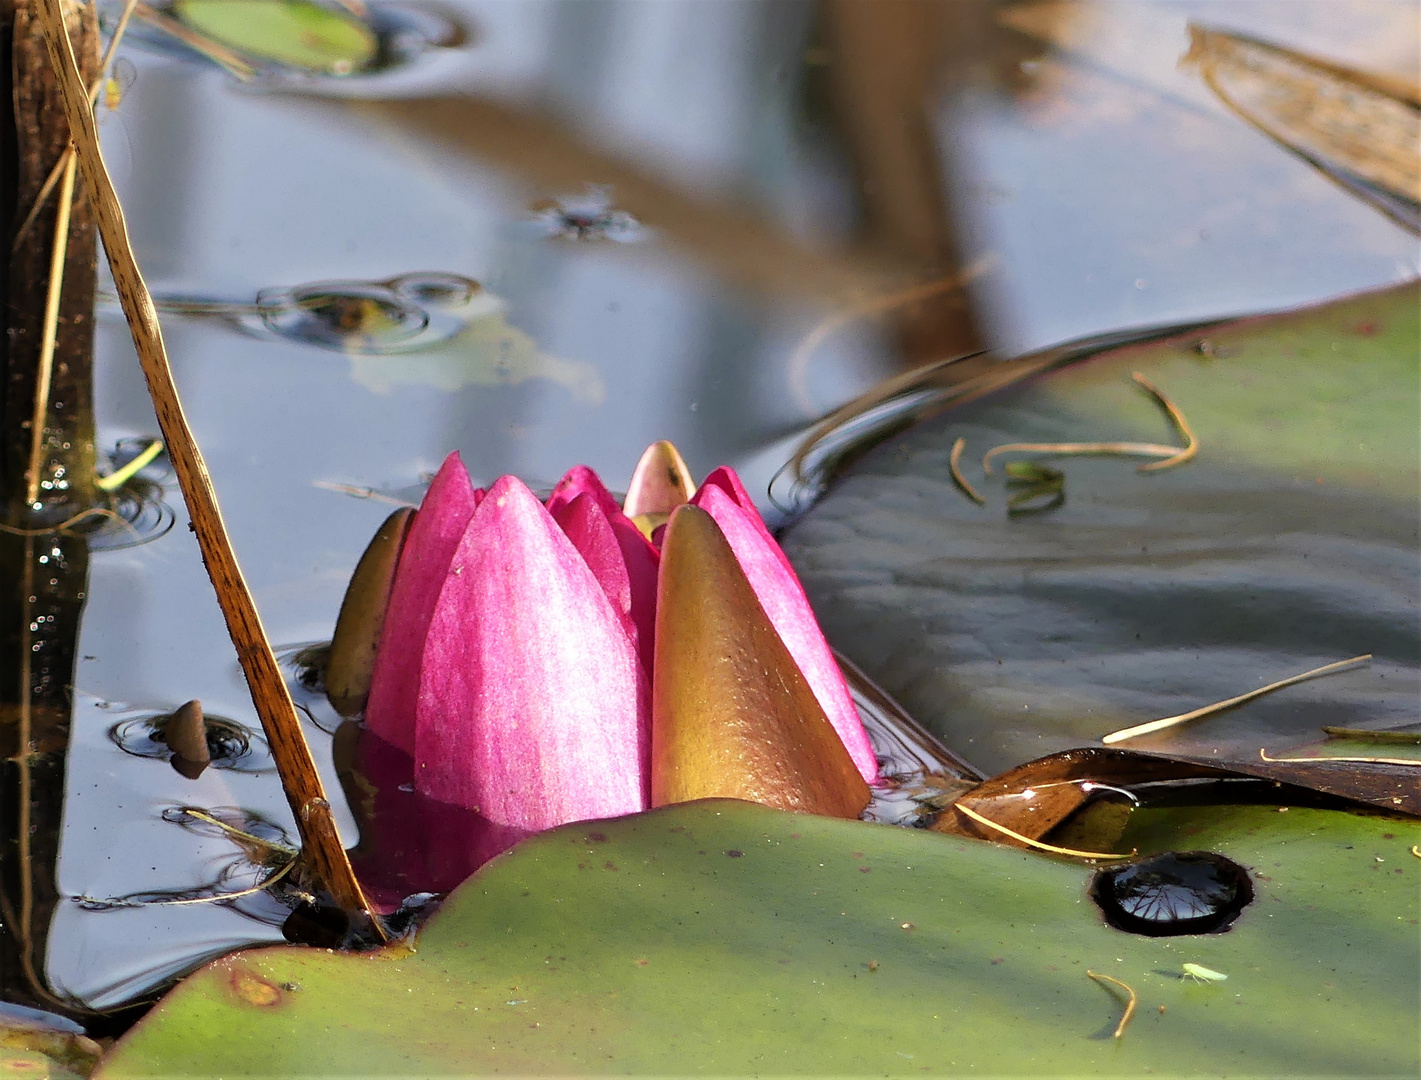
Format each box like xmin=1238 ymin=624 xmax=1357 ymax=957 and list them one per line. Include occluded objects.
xmin=56 ymin=0 xmax=1418 ymax=1007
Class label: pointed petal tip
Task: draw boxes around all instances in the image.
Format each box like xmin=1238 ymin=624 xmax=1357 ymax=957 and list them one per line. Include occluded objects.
xmin=625 ymin=440 xmax=696 ymax=519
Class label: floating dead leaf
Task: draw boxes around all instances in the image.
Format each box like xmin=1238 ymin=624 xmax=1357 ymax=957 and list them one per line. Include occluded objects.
xmin=1184 ymin=25 xmax=1421 ymax=233
xmin=934 ymin=745 xmax=1416 ymax=851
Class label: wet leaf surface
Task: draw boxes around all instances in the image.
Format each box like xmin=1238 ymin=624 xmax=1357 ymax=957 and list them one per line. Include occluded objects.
xmin=97 ymin=799 xmax=1416 ymax=1077
xmin=781 ymin=283 xmax=1420 ymax=781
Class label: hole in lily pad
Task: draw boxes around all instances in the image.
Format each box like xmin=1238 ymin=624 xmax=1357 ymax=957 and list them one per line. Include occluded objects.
xmin=1092 ymin=851 xmax=1253 ymax=936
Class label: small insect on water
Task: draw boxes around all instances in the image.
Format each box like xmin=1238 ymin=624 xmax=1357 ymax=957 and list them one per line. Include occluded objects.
xmin=1181 ymin=963 xmax=1228 ymax=983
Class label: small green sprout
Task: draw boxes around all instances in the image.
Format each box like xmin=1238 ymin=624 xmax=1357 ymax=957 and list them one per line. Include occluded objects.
xmin=1181 ymin=962 xmax=1228 ymax=983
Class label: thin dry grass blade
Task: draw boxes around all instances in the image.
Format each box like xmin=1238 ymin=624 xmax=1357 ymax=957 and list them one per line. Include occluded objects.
xmin=1102 ymin=655 xmax=1372 ymax=745
xmin=951 ymin=802 xmax=1134 ymax=860
xmin=13 ymin=0 xmax=137 ymax=252
xmin=94 ymin=437 xmax=163 ymax=491
xmin=1259 ymin=749 xmax=1419 ymax=767
xmin=787 ymin=257 xmax=996 ymax=413
xmin=983 ymin=440 xmax=1181 ymax=475
xmin=948 ymin=437 xmax=985 ymax=505
xmin=131 ymin=1 xmax=257 ymax=80
xmin=1086 ymin=971 xmax=1138 ymax=1039
xmin=36 ymin=0 xmax=376 ymax=926
xmin=983 ymin=373 xmax=1196 ymax=475
xmin=1131 ymin=372 xmax=1198 ymax=470
xmin=24 ymin=153 xmax=78 ymax=506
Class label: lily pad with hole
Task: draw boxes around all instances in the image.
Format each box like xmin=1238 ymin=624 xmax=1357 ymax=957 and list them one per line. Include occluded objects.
xmin=97 ymin=799 xmax=1416 ymax=1076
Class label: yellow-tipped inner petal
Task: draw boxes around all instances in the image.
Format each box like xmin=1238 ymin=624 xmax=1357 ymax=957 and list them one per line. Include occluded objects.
xmin=624 ymin=440 xmax=696 ymax=520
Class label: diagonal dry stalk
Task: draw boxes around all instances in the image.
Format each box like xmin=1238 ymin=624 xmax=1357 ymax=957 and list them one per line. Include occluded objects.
xmin=1102 ymin=654 xmax=1372 ymax=744
xmin=35 ymin=0 xmax=376 ymax=926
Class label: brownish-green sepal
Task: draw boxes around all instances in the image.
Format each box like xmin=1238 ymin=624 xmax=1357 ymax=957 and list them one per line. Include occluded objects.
xmin=326 ymin=507 xmax=414 ymax=718
xmin=624 ymin=440 xmax=696 ymax=521
xmin=651 ymin=505 xmax=869 ymax=818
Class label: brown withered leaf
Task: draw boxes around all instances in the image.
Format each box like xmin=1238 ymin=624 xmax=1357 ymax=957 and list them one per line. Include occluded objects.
xmin=1184 ymin=25 xmax=1421 ymax=232
xmin=934 ymin=746 xmax=1416 ymax=851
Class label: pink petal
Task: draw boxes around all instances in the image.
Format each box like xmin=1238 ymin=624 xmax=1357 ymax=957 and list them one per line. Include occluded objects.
xmin=691 ymin=480 xmax=878 ymax=783
xmin=415 ymin=476 xmax=650 ymax=830
xmin=547 ymin=464 xmax=659 ymax=677
xmin=365 ymin=453 xmax=482 ymax=754
xmin=545 ymin=464 xmax=621 ymax=520
xmin=551 ymin=492 xmax=633 ymax=627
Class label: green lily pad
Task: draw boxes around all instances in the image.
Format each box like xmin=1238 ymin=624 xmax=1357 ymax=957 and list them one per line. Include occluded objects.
xmin=173 ymin=0 xmax=378 ymax=75
xmin=98 ymin=799 xmax=1417 ymax=1076
xmin=782 ymin=283 xmax=1420 ymax=777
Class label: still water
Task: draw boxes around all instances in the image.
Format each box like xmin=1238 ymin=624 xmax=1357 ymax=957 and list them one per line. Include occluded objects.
xmin=21 ymin=0 xmax=1420 ymax=1012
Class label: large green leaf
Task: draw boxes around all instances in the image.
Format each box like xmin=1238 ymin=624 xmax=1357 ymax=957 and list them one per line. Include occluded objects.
xmin=782 ymin=283 xmax=1420 ymax=778
xmin=99 ymin=799 xmax=1416 ymax=1076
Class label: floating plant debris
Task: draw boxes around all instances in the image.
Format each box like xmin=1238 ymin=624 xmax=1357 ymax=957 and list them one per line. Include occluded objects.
xmin=1184 ymin=25 xmax=1421 ymax=234
xmin=1092 ymin=851 xmax=1253 ymax=936
xmin=529 ymin=187 xmax=645 ymax=243
xmin=1321 ymin=725 xmax=1421 ymax=745
xmin=94 ymin=436 xmax=164 ymax=492
xmin=109 ymin=705 xmax=272 ymax=773
xmin=170 ymin=0 xmax=378 ymax=75
xmin=952 ymin=802 xmax=1134 ymax=860
xmin=1085 ymin=970 xmax=1137 ymax=1039
xmin=1102 ymin=654 xmax=1372 ymax=744
xmin=982 ymin=373 xmax=1196 ymax=475
xmin=1004 ymin=460 xmax=1065 ymax=515
xmin=129 ymin=0 xmax=467 ymax=81
xmin=107 ymin=273 xmax=489 ymax=355
xmin=948 ymin=437 xmax=985 ymax=505
xmin=772 ymin=320 xmax=1219 ymax=516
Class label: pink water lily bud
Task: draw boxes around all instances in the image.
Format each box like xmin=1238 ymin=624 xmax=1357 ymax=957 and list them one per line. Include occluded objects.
xmin=414 ymin=475 xmax=650 ymax=831
xmin=689 ymin=466 xmax=878 ymax=783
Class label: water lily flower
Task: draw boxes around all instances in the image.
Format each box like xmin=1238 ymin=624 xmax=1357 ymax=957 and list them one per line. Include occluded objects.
xmin=340 ymin=442 xmax=876 ymax=901
xmin=364 ymin=453 xmax=653 ymax=832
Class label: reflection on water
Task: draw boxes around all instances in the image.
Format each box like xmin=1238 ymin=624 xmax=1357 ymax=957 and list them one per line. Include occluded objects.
xmin=5 ymin=0 xmax=1412 ymax=1020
